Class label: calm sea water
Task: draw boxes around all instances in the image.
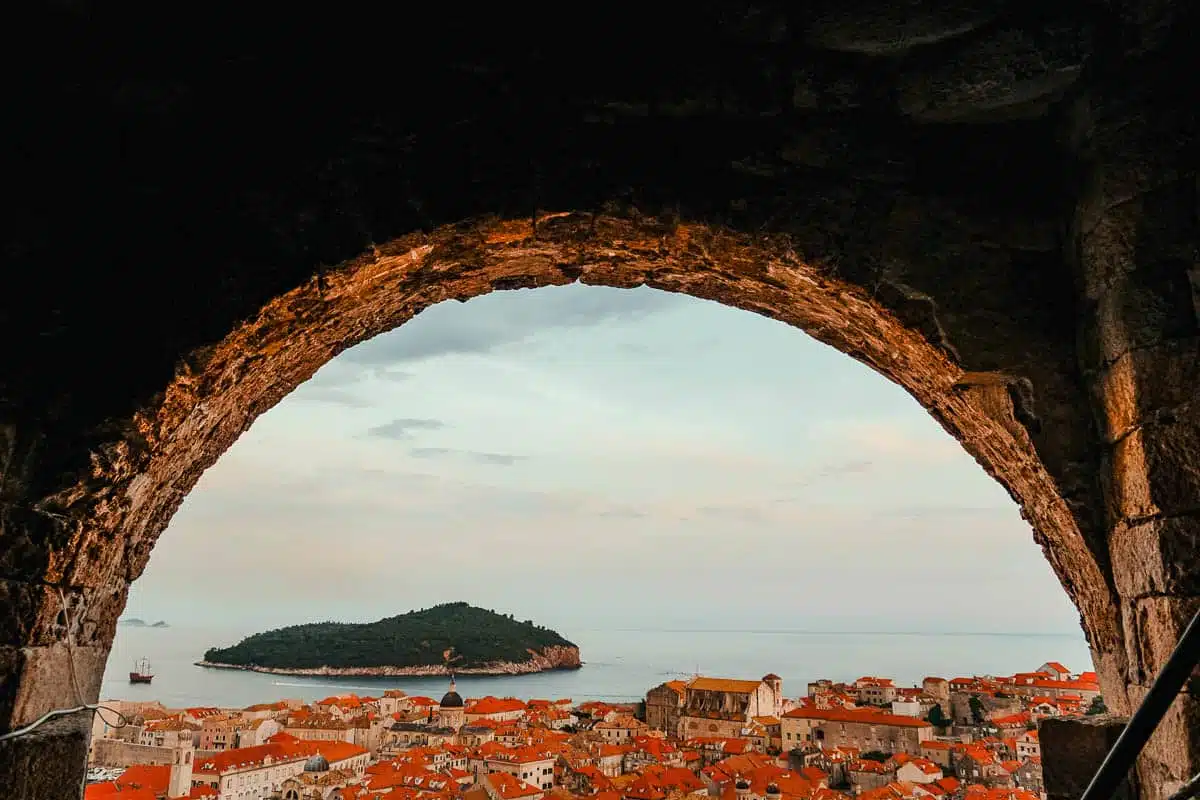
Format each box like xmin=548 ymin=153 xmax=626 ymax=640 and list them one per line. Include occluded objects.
xmin=100 ymin=625 xmax=1094 ymax=709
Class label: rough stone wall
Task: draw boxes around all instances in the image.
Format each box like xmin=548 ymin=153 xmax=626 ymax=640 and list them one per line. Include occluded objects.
xmin=0 ymin=3 xmax=1196 ymax=798
xmin=88 ymin=738 xmax=176 ymax=769
xmin=1068 ymin=38 xmax=1200 ymax=794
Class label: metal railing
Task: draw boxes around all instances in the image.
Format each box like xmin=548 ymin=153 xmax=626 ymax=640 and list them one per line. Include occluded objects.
xmin=1080 ymin=607 xmax=1200 ymax=800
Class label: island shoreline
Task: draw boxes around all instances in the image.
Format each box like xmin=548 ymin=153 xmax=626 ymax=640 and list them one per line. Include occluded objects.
xmin=194 ymin=659 xmax=584 ymax=678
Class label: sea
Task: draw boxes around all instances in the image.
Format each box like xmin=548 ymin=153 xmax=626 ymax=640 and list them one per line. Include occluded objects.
xmin=100 ymin=625 xmax=1094 ymax=709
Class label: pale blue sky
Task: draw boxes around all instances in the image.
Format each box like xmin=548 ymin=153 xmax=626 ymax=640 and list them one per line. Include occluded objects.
xmin=127 ymin=284 xmax=1084 ymax=636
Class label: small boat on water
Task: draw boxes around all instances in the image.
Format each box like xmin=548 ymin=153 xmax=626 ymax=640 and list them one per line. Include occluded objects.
xmin=129 ymin=657 xmax=154 ymax=684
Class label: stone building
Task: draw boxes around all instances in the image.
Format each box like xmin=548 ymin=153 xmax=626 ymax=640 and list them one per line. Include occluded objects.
xmin=677 ymin=675 xmax=784 ymax=739
xmin=283 ymin=713 xmax=354 ymax=744
xmin=781 ymin=707 xmax=933 ymax=754
xmin=644 ymin=680 xmax=687 ymax=734
xmin=921 ymin=679 xmax=950 ymax=710
xmin=595 ymin=715 xmax=650 ymax=743
xmin=855 ymin=678 xmax=898 ymax=707
xmin=437 ymin=677 xmax=467 ymax=730
xmin=137 ymin=718 xmax=200 ymax=749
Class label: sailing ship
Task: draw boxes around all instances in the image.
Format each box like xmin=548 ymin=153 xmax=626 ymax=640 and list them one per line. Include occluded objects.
xmin=129 ymin=657 xmax=154 ymax=684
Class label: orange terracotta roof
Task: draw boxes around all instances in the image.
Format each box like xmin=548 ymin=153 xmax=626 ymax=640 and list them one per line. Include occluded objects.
xmin=115 ymin=765 xmax=170 ymax=793
xmin=990 ymin=712 xmax=1032 ymax=727
xmin=195 ymin=737 xmax=368 ymax=775
xmin=85 ymin=785 xmax=156 ymax=800
xmin=468 ymin=697 xmax=528 ymax=715
xmin=484 ymin=772 xmax=543 ymax=799
xmin=688 ymin=677 xmax=764 ymax=694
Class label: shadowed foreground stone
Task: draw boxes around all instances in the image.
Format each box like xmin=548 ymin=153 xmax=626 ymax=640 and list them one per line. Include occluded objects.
xmin=0 ymin=712 xmax=90 ymax=800
xmin=1042 ymin=715 xmax=1139 ymax=800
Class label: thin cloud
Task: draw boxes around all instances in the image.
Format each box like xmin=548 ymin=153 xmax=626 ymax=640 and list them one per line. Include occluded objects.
xmin=339 ymin=284 xmax=685 ymax=366
xmin=297 ymin=386 xmax=374 ymax=408
xmin=366 ymin=418 xmax=446 ymax=440
xmin=879 ymin=504 xmax=1012 ymax=520
xmin=373 ymin=368 xmax=413 ymax=382
xmin=595 ymin=506 xmax=649 ymax=519
xmin=410 ymin=447 xmax=526 ymax=466
xmin=695 ymin=505 xmax=769 ymax=524
xmin=772 ymin=458 xmax=875 ymax=502
xmin=830 ymin=421 xmax=961 ymax=464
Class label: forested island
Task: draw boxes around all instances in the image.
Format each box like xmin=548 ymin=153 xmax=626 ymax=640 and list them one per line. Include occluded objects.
xmin=196 ymin=602 xmax=582 ymax=676
xmin=119 ymin=618 xmax=169 ymax=628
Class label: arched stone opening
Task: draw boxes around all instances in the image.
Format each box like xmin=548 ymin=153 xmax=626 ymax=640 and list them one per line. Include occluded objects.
xmin=0 ymin=210 xmax=1186 ymax=793
xmin=1 ymin=3 xmax=1197 ymax=798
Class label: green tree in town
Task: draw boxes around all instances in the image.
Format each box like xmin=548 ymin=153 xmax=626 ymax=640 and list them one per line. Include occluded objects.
xmin=969 ymin=695 xmax=987 ymax=725
xmin=1086 ymin=695 xmax=1108 ymax=715
xmin=861 ymin=751 xmax=891 ymax=763
xmin=927 ymin=704 xmax=951 ymax=728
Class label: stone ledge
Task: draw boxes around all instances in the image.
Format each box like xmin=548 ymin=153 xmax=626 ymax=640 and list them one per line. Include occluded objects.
xmin=0 ymin=710 xmax=90 ymax=800
xmin=1041 ymin=714 xmax=1137 ymax=800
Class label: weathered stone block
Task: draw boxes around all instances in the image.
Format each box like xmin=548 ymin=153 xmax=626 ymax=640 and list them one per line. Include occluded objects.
xmin=1041 ymin=714 xmax=1137 ymax=800
xmin=1119 ymin=595 xmax=1200 ymax=686
xmin=0 ymin=711 xmax=89 ymax=800
xmin=0 ymin=580 xmax=127 ymax=651
xmin=1089 ymin=337 xmax=1200 ymax=443
xmin=0 ymin=644 xmax=108 ymax=729
xmin=1125 ymin=685 xmax=1200 ymax=799
xmin=804 ymin=1 xmax=1004 ymax=56
xmin=1107 ymin=418 xmax=1200 ymax=521
xmin=1081 ymin=256 xmax=1200 ymax=368
xmin=1090 ymin=646 xmax=1133 ymax=715
xmin=1110 ymin=516 xmax=1200 ymax=598
xmin=1085 ymin=94 xmax=1193 ymax=222
xmin=895 ymin=21 xmax=1087 ymax=122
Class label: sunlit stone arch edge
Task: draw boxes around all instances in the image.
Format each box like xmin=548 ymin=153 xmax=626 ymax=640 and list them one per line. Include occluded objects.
xmin=41 ymin=211 xmax=1117 ymax=693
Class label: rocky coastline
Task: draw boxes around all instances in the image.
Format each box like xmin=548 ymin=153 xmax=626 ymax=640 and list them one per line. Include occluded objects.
xmin=195 ymin=644 xmax=582 ymax=677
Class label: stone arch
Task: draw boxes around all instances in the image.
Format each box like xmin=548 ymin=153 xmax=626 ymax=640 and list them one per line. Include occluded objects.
xmin=15 ymin=212 xmax=1117 ymax=700
xmin=52 ymin=214 xmax=1112 ymax=643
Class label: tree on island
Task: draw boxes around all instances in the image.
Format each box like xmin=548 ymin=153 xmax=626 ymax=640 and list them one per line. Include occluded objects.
xmin=969 ymin=695 xmax=987 ymax=726
xmin=927 ymin=703 xmax=951 ymax=728
xmin=1086 ymin=695 xmax=1108 ymax=715
xmin=202 ymin=602 xmax=576 ymax=670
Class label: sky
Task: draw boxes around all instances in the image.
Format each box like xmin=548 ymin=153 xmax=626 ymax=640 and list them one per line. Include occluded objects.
xmin=125 ymin=284 xmax=1084 ymax=636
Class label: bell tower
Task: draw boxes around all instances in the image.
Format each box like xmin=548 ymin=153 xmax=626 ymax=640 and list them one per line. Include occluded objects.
xmin=168 ymin=736 xmax=194 ymax=798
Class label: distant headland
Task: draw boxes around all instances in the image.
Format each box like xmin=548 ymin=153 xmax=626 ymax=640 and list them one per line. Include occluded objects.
xmin=195 ymin=602 xmax=582 ymax=677
xmin=119 ymin=618 xmax=170 ymax=628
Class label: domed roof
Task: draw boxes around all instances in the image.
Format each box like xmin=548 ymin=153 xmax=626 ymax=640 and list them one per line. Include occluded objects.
xmin=440 ymin=690 xmax=464 ymax=708
xmin=304 ymin=753 xmax=330 ymax=772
